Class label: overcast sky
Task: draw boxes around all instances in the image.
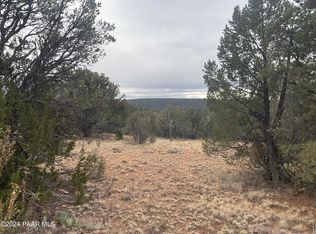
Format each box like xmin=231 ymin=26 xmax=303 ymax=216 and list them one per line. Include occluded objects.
xmin=90 ymin=0 xmax=248 ymax=99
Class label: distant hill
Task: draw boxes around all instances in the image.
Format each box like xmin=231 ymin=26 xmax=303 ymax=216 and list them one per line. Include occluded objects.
xmin=127 ymin=98 xmax=207 ymax=110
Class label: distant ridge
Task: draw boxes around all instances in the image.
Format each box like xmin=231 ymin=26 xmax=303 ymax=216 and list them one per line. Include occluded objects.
xmin=127 ymin=98 xmax=207 ymax=110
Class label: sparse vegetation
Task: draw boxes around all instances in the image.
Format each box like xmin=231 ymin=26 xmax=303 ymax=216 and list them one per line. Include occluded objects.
xmin=71 ymin=149 xmax=105 ymax=204
xmin=49 ymin=137 xmax=316 ymax=233
xmin=0 ymin=0 xmax=315 ymax=232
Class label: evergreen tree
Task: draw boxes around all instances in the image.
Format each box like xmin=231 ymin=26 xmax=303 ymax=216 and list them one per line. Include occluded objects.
xmin=203 ymin=0 xmax=314 ymax=182
xmin=0 ymin=0 xmax=115 ymax=219
xmin=56 ymin=69 xmax=125 ymax=137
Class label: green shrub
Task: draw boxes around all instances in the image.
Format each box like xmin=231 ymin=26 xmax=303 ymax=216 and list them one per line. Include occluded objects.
xmin=279 ymin=141 xmax=316 ymax=187
xmin=297 ymin=141 xmax=316 ymax=186
xmin=71 ymin=149 xmax=105 ymax=204
xmin=127 ymin=111 xmax=157 ymax=144
xmin=0 ymin=91 xmax=68 ymax=220
xmin=56 ymin=211 xmax=76 ymax=227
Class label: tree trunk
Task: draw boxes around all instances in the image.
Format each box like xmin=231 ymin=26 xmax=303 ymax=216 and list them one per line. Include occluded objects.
xmin=262 ymin=75 xmax=282 ymax=182
xmin=266 ymin=132 xmax=280 ymax=182
xmin=267 ymin=37 xmax=292 ymax=182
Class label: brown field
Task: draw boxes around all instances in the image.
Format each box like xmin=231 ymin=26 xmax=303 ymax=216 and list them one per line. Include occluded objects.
xmin=49 ymin=137 xmax=315 ymax=234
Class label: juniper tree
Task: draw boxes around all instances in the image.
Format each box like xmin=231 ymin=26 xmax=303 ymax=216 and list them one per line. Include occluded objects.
xmin=56 ymin=69 xmax=125 ymax=137
xmin=0 ymin=0 xmax=115 ymax=219
xmin=203 ymin=0 xmax=312 ymax=182
xmin=128 ymin=111 xmax=157 ymax=144
xmin=0 ymin=0 xmax=115 ymax=96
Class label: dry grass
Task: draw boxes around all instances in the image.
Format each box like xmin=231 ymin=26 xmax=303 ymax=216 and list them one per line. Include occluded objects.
xmin=50 ymin=136 xmax=316 ymax=234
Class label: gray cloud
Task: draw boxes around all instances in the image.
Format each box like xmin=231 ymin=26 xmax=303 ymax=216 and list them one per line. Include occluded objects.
xmin=90 ymin=0 xmax=248 ymax=99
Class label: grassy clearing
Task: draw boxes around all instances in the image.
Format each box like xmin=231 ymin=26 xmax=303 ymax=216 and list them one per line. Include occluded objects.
xmin=40 ymin=137 xmax=316 ymax=233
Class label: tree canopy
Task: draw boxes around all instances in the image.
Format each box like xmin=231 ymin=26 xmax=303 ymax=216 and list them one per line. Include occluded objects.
xmin=204 ymin=0 xmax=316 ymax=182
xmin=0 ymin=0 xmax=115 ymax=97
xmin=0 ymin=0 xmax=118 ymax=221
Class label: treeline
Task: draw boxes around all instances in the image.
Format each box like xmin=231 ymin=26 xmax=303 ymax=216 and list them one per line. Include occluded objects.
xmin=126 ymin=107 xmax=209 ymax=144
xmin=203 ymin=0 xmax=316 ymax=186
xmin=128 ymin=98 xmax=207 ymax=110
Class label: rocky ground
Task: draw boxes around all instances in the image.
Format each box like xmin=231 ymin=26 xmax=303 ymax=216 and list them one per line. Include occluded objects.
xmin=29 ymin=137 xmax=316 ymax=233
